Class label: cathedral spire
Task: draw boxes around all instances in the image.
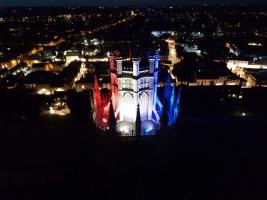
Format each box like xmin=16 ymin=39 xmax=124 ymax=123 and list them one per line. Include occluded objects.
xmin=164 ymin=75 xmax=172 ymax=101
xmin=108 ymin=99 xmax=117 ymax=134
xmin=93 ymin=74 xmax=101 ymax=127
xmin=160 ymin=101 xmax=169 ymax=130
xmin=135 ymin=104 xmax=142 ymax=137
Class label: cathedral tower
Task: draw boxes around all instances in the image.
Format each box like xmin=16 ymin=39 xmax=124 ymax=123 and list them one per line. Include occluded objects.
xmin=116 ymin=53 xmax=159 ymax=136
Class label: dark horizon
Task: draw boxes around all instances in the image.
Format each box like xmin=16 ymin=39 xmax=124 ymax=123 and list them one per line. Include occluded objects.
xmin=1 ymin=4 xmax=267 ymax=9
xmin=1 ymin=0 xmax=267 ymax=7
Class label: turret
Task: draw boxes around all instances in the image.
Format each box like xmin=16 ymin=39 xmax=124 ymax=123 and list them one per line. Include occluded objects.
xmin=109 ymin=54 xmax=116 ymax=72
xmin=154 ymin=51 xmax=160 ymax=70
xmin=93 ymin=74 xmax=101 ymax=128
xmin=132 ymin=57 xmax=140 ymax=77
xmin=149 ymin=56 xmax=155 ymax=74
xmin=116 ymin=57 xmax=123 ymax=75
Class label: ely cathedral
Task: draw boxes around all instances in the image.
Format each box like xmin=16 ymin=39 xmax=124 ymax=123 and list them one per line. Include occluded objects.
xmin=93 ymin=50 xmax=181 ymax=136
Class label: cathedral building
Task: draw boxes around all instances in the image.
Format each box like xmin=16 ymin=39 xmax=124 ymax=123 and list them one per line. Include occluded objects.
xmin=92 ymin=50 xmax=181 ymax=136
xmin=115 ymin=54 xmax=160 ymax=136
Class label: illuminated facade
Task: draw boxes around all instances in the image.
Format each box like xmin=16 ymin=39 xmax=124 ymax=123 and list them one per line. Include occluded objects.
xmin=227 ymin=60 xmax=267 ymax=70
xmin=116 ymin=54 xmax=160 ymax=136
xmin=93 ymin=75 xmax=112 ymax=130
xmin=92 ymin=51 xmax=181 ymax=136
xmin=163 ymin=76 xmax=182 ymax=127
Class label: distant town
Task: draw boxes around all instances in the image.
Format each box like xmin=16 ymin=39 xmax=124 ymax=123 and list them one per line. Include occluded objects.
xmin=1 ymin=6 xmax=267 ymax=127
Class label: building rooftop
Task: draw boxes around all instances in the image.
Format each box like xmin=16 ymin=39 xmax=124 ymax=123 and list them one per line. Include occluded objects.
xmin=24 ymin=71 xmax=56 ymax=84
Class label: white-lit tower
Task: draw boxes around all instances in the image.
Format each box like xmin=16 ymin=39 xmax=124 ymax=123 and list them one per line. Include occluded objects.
xmin=117 ymin=54 xmax=158 ymax=135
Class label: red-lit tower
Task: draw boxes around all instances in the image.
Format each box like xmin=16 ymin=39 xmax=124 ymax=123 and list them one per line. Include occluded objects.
xmin=109 ymin=53 xmax=119 ymax=111
xmin=92 ymin=51 xmax=121 ymax=131
xmin=93 ymin=74 xmax=111 ymax=130
xmin=93 ymin=75 xmax=102 ymax=128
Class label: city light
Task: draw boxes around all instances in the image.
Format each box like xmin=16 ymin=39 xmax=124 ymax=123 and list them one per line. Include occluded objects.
xmin=49 ymin=106 xmax=55 ymax=114
xmin=37 ymin=88 xmax=51 ymax=95
xmin=56 ymin=88 xmax=65 ymax=92
xmin=46 ymin=103 xmax=70 ymax=116
xmin=248 ymin=42 xmax=263 ymax=47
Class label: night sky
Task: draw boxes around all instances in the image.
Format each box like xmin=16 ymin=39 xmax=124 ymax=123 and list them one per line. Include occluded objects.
xmin=0 ymin=0 xmax=267 ymax=7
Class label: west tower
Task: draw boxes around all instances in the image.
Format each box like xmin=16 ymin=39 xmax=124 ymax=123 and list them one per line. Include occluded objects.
xmin=116 ymin=53 xmax=160 ymax=136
